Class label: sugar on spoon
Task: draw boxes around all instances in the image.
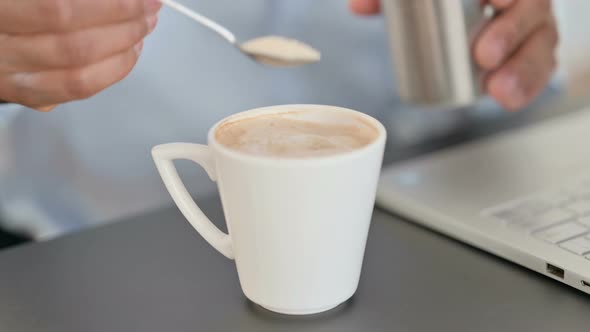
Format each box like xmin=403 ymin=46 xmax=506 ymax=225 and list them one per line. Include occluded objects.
xmin=159 ymin=0 xmax=321 ymax=67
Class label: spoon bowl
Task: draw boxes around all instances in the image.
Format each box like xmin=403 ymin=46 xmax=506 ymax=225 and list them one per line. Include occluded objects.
xmin=160 ymin=0 xmax=321 ymax=67
xmin=238 ymin=36 xmax=321 ymax=67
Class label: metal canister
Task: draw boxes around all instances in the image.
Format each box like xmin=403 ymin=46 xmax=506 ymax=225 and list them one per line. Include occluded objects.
xmin=382 ymin=0 xmax=493 ymax=107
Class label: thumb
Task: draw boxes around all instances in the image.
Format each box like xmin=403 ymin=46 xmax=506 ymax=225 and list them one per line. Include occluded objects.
xmin=349 ymin=0 xmax=381 ymax=15
xmin=35 ymin=104 xmax=58 ymax=112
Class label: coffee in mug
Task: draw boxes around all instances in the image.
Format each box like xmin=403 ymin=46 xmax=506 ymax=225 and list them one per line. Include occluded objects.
xmin=215 ymin=110 xmax=379 ymax=158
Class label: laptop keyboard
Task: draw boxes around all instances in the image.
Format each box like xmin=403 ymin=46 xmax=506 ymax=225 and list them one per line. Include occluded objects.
xmin=484 ymin=181 xmax=590 ymax=259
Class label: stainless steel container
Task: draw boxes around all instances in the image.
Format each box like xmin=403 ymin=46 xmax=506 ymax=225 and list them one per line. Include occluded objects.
xmin=382 ymin=0 xmax=493 ymax=107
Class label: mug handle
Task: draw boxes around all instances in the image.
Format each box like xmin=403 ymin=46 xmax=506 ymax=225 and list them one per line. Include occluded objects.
xmin=152 ymin=143 xmax=234 ymax=259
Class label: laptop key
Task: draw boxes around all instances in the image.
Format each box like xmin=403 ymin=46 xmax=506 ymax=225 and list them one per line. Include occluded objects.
xmin=559 ymin=236 xmax=590 ymax=255
xmin=492 ymin=201 xmax=550 ymax=223
xmin=488 ymin=195 xmax=565 ymax=222
xmin=534 ymin=222 xmax=588 ymax=244
xmin=517 ymin=200 xmax=554 ymax=215
xmin=509 ymin=209 xmax=575 ymax=231
xmin=536 ymin=192 xmax=572 ymax=207
xmin=492 ymin=209 xmax=530 ymax=223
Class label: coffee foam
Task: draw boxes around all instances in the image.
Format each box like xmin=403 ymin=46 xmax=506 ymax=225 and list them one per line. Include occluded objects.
xmin=215 ymin=110 xmax=379 ymax=158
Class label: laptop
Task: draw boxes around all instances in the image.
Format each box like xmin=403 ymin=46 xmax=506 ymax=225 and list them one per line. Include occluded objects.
xmin=377 ymin=107 xmax=590 ymax=294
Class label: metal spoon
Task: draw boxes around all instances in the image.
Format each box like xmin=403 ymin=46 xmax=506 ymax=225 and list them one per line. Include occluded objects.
xmin=159 ymin=0 xmax=321 ymax=67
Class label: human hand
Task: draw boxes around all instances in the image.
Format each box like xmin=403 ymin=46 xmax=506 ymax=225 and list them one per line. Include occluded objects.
xmin=0 ymin=0 xmax=161 ymax=111
xmin=349 ymin=0 xmax=559 ymax=111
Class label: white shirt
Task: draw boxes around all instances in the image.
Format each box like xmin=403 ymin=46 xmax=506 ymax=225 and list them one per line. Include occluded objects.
xmin=0 ymin=0 xmax=550 ymax=238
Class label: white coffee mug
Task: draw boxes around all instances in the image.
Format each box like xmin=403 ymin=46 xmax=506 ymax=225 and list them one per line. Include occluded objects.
xmin=152 ymin=105 xmax=386 ymax=315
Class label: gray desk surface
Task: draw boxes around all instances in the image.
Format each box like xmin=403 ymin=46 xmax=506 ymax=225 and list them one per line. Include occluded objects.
xmin=2 ymin=96 xmax=590 ymax=331
xmin=1 ymin=196 xmax=590 ymax=332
